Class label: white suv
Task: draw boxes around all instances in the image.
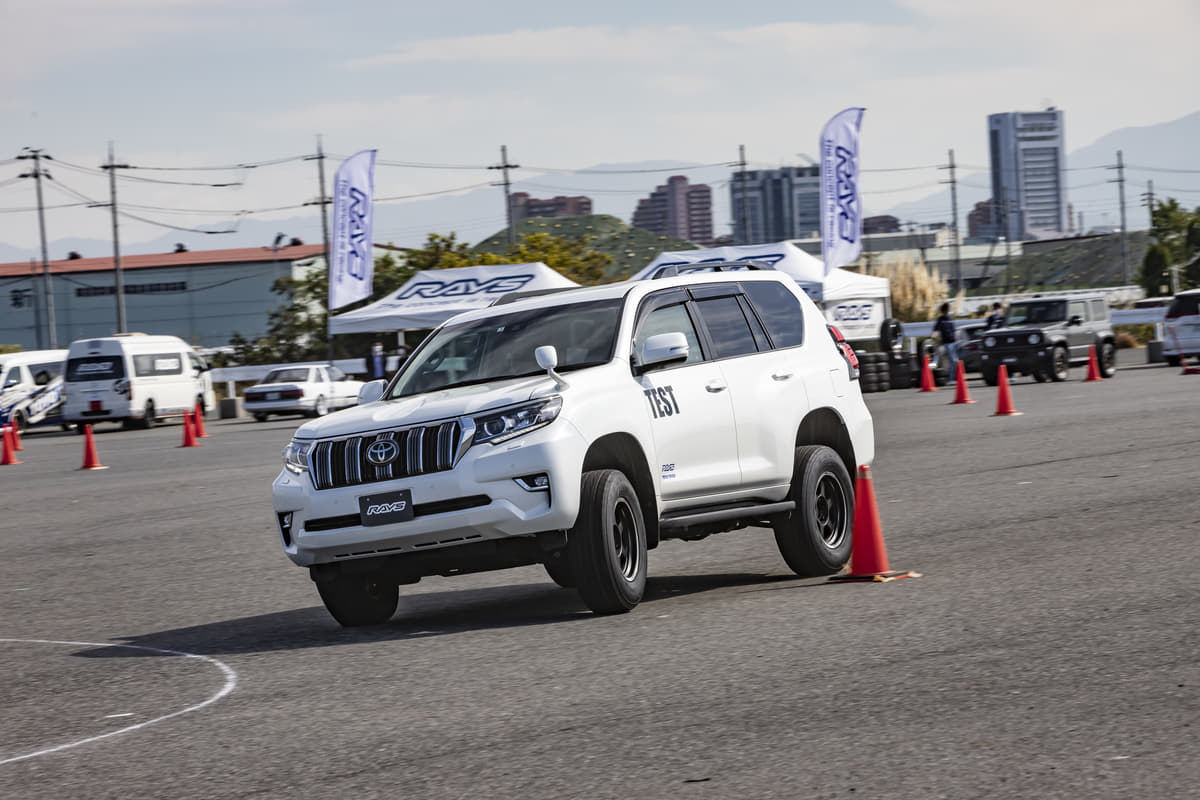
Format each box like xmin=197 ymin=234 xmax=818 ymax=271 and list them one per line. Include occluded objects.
xmin=272 ymin=265 xmax=875 ymax=626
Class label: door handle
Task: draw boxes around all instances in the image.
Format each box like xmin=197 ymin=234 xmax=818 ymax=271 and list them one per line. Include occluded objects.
xmin=771 ymin=371 xmax=794 ymax=381
xmin=705 ymin=380 xmax=727 ymax=393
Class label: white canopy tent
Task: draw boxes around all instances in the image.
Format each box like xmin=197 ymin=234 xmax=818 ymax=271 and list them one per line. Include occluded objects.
xmin=329 ymin=262 xmax=580 ymax=334
xmin=631 ymin=242 xmax=891 ymax=340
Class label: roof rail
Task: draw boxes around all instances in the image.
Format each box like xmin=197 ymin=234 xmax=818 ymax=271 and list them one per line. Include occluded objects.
xmin=648 ymin=260 xmax=776 ymax=280
xmin=490 ymin=287 xmax=581 ymax=306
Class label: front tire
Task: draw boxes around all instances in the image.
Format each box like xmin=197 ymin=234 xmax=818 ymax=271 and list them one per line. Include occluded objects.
xmin=773 ymin=445 xmax=854 ymax=577
xmin=253 ymin=413 xmax=268 ymax=422
xmin=567 ymin=469 xmax=647 ymax=614
xmin=316 ymin=575 xmax=398 ymax=627
xmin=1098 ymin=341 xmax=1117 ymax=378
xmin=543 ymin=552 xmax=575 ymax=588
xmin=1051 ymin=346 xmax=1069 ymax=382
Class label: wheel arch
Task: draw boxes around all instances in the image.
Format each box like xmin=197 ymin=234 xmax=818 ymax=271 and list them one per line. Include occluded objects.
xmin=795 ymin=408 xmax=856 ymax=479
xmin=581 ymin=433 xmax=659 ymax=549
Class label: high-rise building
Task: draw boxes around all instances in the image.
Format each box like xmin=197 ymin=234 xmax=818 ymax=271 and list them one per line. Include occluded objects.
xmin=509 ymin=192 xmax=592 ymax=225
xmin=631 ymin=176 xmax=714 ymax=245
xmin=988 ymin=108 xmax=1068 ymax=241
xmin=729 ymin=166 xmax=820 ymax=245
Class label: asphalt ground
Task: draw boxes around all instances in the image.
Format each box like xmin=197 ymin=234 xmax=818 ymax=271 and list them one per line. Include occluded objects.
xmin=1 ymin=360 xmax=1197 ymax=799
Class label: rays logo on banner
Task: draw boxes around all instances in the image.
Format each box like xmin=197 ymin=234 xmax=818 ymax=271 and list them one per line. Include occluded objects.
xmin=820 ymin=108 xmax=865 ymax=275
xmin=329 ymin=149 xmax=377 ymax=310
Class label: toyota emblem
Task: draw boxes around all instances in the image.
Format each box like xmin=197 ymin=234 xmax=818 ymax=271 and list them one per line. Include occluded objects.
xmin=365 ymin=439 xmax=400 ymax=466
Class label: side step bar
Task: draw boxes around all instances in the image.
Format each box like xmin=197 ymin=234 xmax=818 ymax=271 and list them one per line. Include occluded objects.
xmin=659 ymin=501 xmax=795 ymax=530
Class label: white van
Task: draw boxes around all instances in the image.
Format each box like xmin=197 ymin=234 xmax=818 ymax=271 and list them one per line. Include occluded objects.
xmin=62 ymin=334 xmax=216 ymax=430
xmin=0 ymin=349 xmax=70 ymax=433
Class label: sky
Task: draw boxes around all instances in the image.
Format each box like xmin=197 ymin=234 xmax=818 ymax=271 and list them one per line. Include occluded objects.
xmin=2 ymin=0 xmax=1197 ymax=258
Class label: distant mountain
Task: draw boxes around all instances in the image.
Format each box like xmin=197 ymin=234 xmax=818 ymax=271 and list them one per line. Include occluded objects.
xmin=883 ymin=111 xmax=1200 ymax=234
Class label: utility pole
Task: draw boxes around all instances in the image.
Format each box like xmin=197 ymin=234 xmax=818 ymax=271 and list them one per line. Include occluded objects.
xmin=1107 ymin=150 xmax=1130 ymax=285
xmin=938 ymin=149 xmax=962 ymax=293
xmin=29 ymin=259 xmax=43 ymax=349
xmin=1141 ymin=179 xmax=1156 ymax=229
xmin=100 ymin=141 xmax=130 ymax=333
xmin=489 ymin=145 xmax=520 ymax=245
xmin=16 ymin=148 xmax=56 ymax=348
xmin=305 ymin=136 xmax=334 ymax=364
xmin=737 ymin=144 xmax=750 ymax=245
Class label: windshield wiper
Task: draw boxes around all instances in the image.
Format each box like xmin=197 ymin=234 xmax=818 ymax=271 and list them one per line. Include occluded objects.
xmin=393 ymin=370 xmax=545 ymax=397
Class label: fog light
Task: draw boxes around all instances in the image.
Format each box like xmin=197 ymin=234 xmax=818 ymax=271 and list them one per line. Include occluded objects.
xmin=277 ymin=512 xmax=294 ymax=547
xmin=514 ymin=473 xmax=550 ymax=491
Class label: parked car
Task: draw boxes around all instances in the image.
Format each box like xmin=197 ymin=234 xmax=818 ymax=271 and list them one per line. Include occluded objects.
xmin=0 ymin=349 xmax=70 ymax=433
xmin=271 ymin=264 xmax=875 ymax=626
xmin=1164 ymin=289 xmax=1200 ymax=366
xmin=978 ymin=294 xmax=1116 ymax=384
xmin=244 ymin=365 xmax=363 ymax=421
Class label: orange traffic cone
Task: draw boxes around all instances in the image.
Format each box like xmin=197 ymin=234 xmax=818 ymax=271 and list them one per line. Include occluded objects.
xmin=950 ymin=360 xmax=976 ymax=404
xmin=79 ymin=424 xmax=107 ymax=470
xmin=829 ymin=466 xmax=919 ymax=583
xmin=919 ymin=354 xmax=937 ymax=392
xmin=992 ymin=364 xmax=1023 ymax=416
xmin=2 ymin=426 xmax=22 ymax=465
xmin=179 ymin=410 xmax=201 ymax=447
xmin=10 ymin=420 xmax=24 ymax=451
xmin=193 ymin=401 xmax=210 ymax=437
xmin=1084 ymin=345 xmax=1102 ymax=382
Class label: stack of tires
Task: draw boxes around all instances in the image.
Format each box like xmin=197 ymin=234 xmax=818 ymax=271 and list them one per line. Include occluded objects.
xmin=856 ymin=351 xmax=891 ymax=393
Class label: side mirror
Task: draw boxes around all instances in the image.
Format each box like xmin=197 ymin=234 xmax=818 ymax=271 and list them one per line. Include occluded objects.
xmin=1069 ymin=315 xmax=1083 ymax=326
xmin=640 ymin=332 xmax=689 ymax=371
xmin=535 ymin=346 xmax=569 ymax=390
xmin=357 ymin=380 xmax=386 ymax=404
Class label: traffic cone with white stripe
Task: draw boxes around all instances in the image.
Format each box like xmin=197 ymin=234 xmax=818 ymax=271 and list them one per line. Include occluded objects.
xmin=829 ymin=466 xmax=919 ymax=583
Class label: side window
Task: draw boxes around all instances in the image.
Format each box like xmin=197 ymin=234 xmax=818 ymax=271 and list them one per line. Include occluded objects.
xmin=1 ymin=366 xmax=19 ymax=388
xmin=1068 ymin=300 xmax=1088 ymax=322
xmin=742 ymin=282 xmax=805 ymax=348
xmin=133 ymin=352 xmax=184 ymax=377
xmin=31 ymin=360 xmax=63 ymax=379
xmin=1090 ymin=299 xmax=1106 ymax=321
xmin=634 ymin=302 xmax=704 ymax=366
xmin=693 ymin=296 xmax=760 ymax=359
xmin=328 ymin=366 xmax=346 ymax=381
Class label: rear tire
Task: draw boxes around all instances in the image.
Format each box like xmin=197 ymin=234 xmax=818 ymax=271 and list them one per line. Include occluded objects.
xmin=1051 ymin=346 xmax=1069 ymax=382
xmin=139 ymin=400 xmax=157 ymax=429
xmin=316 ymin=575 xmax=398 ymax=627
xmin=253 ymin=413 xmax=268 ymax=422
xmin=772 ymin=445 xmax=855 ymax=577
xmin=567 ymin=469 xmax=647 ymax=614
xmin=1165 ymin=355 xmax=1181 ymax=367
xmin=311 ymin=395 xmax=329 ymax=417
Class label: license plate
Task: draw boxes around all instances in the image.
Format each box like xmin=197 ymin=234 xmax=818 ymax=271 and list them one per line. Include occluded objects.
xmin=359 ymin=489 xmax=414 ymax=527
xmin=266 ymin=392 xmax=280 ymax=400
xmin=1003 ymin=357 xmax=1017 ymax=363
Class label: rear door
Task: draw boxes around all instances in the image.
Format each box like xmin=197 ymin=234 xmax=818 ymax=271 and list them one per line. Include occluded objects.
xmin=1166 ymin=293 xmax=1200 ymax=354
xmin=1067 ymin=299 xmax=1092 ymax=361
xmin=65 ymin=349 xmax=128 ymax=421
xmin=633 ymin=289 xmax=740 ymax=501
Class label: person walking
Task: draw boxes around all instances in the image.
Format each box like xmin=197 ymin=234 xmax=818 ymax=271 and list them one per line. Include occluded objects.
xmin=932 ymin=302 xmax=959 ymax=376
xmin=986 ymin=301 xmax=1006 ymax=329
xmin=364 ymin=341 xmax=389 ymax=381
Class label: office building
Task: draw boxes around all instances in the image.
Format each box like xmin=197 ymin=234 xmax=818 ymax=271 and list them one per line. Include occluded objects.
xmin=631 ymin=176 xmax=713 ymax=246
xmin=988 ymin=108 xmax=1068 ymax=241
xmin=730 ymin=166 xmax=820 ymax=245
xmin=509 ymin=193 xmax=592 ymax=224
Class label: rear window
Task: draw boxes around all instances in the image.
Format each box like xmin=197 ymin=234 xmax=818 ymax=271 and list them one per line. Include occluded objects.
xmin=1167 ymin=294 xmax=1200 ymax=317
xmin=66 ymin=356 xmax=126 ymax=381
xmin=742 ymin=282 xmax=805 ymax=348
xmin=693 ymin=296 xmax=759 ymax=359
xmin=133 ymin=353 xmax=184 ymax=376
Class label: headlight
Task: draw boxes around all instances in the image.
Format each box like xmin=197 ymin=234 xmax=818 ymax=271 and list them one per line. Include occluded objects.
xmin=282 ymin=439 xmax=313 ymax=474
xmin=473 ymin=396 xmax=562 ymax=446
xmin=984 ymin=336 xmax=996 ymax=348
xmin=1027 ymin=333 xmax=1040 ymax=344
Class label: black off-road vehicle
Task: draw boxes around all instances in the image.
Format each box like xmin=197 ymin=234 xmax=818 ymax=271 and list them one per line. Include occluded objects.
xmin=978 ymin=295 xmax=1116 ymax=385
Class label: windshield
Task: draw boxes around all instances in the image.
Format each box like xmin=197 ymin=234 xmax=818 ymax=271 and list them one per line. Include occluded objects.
xmin=263 ymin=368 xmax=310 ymax=384
xmin=1005 ymin=301 xmax=1066 ymax=326
xmin=389 ymin=298 xmax=623 ymax=398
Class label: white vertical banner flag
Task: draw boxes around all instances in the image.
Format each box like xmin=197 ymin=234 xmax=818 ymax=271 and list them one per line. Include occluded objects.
xmin=329 ymin=149 xmax=377 ymax=310
xmin=820 ymin=108 xmax=865 ymax=275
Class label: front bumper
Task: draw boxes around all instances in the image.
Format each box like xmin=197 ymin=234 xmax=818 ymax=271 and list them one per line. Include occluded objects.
xmin=271 ymin=419 xmax=586 ymax=567
xmin=979 ymin=348 xmax=1050 ymax=376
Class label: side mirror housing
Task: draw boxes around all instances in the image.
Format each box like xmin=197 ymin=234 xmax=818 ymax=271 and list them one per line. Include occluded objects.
xmin=357 ymin=380 xmax=386 ymax=404
xmin=535 ymin=346 xmax=569 ymax=390
xmin=639 ymin=332 xmax=689 ymax=372
xmin=1069 ymin=315 xmax=1083 ymax=326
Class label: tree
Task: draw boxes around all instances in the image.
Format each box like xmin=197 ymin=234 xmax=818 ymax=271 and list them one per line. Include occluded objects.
xmin=501 ymin=232 xmax=612 ymax=285
xmin=1139 ymin=244 xmax=1171 ymax=297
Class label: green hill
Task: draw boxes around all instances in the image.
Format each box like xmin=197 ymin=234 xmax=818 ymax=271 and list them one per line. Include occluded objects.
xmin=472 ymin=214 xmax=699 ymax=280
xmin=979 ymin=231 xmax=1151 ymax=292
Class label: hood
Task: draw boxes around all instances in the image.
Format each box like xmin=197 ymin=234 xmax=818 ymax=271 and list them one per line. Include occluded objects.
xmin=292 ymin=374 xmax=557 ymax=439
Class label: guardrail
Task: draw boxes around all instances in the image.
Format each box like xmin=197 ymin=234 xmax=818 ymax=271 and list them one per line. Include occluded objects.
xmin=900 ymin=307 xmax=1166 ymax=339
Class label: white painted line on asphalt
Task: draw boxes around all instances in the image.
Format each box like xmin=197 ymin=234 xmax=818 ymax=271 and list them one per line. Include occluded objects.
xmin=103 ymin=713 xmax=135 ymax=719
xmin=0 ymin=638 xmax=238 ymax=766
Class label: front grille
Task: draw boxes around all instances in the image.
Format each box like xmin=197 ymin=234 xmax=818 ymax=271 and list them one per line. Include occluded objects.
xmin=309 ymin=420 xmax=465 ymax=490
xmin=304 ymin=495 xmax=491 ymax=532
